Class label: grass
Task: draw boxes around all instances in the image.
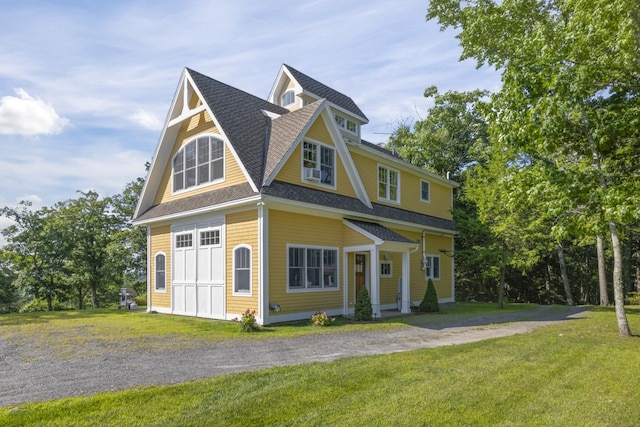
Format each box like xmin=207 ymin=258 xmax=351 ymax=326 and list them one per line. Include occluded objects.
xmin=0 ymin=303 xmax=535 ymax=359
xmin=2 ymin=305 xmax=638 ymax=426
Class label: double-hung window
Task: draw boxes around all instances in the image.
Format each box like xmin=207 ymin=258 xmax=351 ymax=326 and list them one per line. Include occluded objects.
xmin=234 ymin=245 xmax=251 ymax=294
xmin=420 ymin=180 xmax=430 ymax=203
xmin=302 ymin=141 xmax=334 ymax=186
xmin=173 ymin=136 xmax=224 ymax=192
xmin=281 ymin=90 xmax=295 ymax=106
xmin=378 ymin=165 xmax=399 ymax=202
xmin=155 ymin=253 xmax=166 ymax=291
xmin=288 ymin=246 xmax=338 ymax=291
xmin=424 ymin=255 xmax=440 ymax=280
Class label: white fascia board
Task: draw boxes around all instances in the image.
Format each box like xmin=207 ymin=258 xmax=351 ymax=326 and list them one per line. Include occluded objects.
xmin=343 ymin=219 xmax=383 ymax=245
xmin=184 ymin=70 xmax=260 ymax=193
xmin=134 ymin=69 xmax=190 ymax=220
xmin=347 ymin=141 xmax=459 ymax=188
xmin=133 ymin=195 xmax=263 ymax=227
xmin=263 ymin=100 xmax=327 ymax=186
xmin=262 ymin=196 xmax=457 ymax=236
xmin=317 ymin=107 xmax=372 ymax=208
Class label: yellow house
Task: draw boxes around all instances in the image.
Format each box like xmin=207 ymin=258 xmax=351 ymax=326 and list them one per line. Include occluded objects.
xmin=134 ymin=64 xmax=457 ymax=324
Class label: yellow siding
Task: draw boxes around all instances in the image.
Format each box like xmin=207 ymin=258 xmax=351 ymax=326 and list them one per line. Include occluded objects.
xmin=149 ymin=225 xmax=171 ymax=308
xmin=274 ymin=116 xmax=357 ymax=198
xmin=226 ymin=210 xmax=260 ymax=315
xmin=153 ymin=113 xmax=249 ymax=205
xmin=349 ymin=151 xmax=452 ymax=220
xmin=379 ymin=252 xmax=402 ymax=305
xmin=398 ymin=230 xmax=453 ymax=302
xmin=268 ymin=210 xmax=343 ymax=314
xmin=342 ymin=225 xmax=373 ymax=247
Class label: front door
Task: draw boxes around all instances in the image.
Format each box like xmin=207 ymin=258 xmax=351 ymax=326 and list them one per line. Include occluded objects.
xmin=355 ymin=253 xmax=366 ymax=297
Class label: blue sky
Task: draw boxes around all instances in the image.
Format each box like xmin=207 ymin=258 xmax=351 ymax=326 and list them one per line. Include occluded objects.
xmin=0 ymin=0 xmax=500 ymax=219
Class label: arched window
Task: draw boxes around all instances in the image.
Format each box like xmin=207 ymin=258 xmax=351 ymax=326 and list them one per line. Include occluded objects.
xmin=172 ymin=136 xmax=224 ymax=191
xmin=155 ymin=253 xmax=166 ymax=291
xmin=233 ymin=245 xmax=251 ymax=294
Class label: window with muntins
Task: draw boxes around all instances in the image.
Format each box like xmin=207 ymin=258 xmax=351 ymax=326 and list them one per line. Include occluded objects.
xmin=421 ymin=180 xmax=430 ymax=203
xmin=380 ymin=260 xmax=392 ymax=278
xmin=302 ymin=141 xmax=334 ymax=186
xmin=200 ymin=229 xmax=220 ymax=246
xmin=288 ymin=246 xmax=338 ymax=291
xmin=173 ymin=136 xmax=224 ymax=192
xmin=175 ymin=233 xmax=193 ymax=248
xmin=155 ymin=253 xmax=166 ymax=291
xmin=424 ymin=255 xmax=440 ymax=280
xmin=378 ymin=165 xmax=399 ymax=202
xmin=234 ymin=246 xmax=251 ymax=294
xmin=281 ymin=90 xmax=295 ymax=106
xmin=334 ymin=113 xmax=358 ymax=134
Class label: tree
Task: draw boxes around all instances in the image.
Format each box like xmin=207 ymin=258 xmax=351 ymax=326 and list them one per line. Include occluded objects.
xmin=0 ymin=202 xmax=71 ymax=311
xmin=428 ymin=0 xmax=640 ymax=336
xmin=419 ymin=278 xmax=440 ymax=312
xmin=354 ymin=288 xmax=373 ymax=321
xmin=0 ymin=251 xmax=19 ymax=313
xmin=59 ymin=191 xmax=119 ymax=308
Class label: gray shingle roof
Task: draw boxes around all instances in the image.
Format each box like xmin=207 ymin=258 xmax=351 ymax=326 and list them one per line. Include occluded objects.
xmin=263 ymin=181 xmax=455 ymax=232
xmin=188 ymin=68 xmax=289 ymax=188
xmin=264 ymin=100 xmax=324 ymax=182
xmin=284 ymin=64 xmax=368 ymax=122
xmin=346 ymin=219 xmax=416 ymax=243
xmin=135 ymin=183 xmax=256 ymax=222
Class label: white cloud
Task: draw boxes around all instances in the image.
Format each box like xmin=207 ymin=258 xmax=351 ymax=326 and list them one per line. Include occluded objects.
xmin=0 ymin=88 xmax=69 ymax=135
xmin=128 ymin=109 xmax=163 ymax=131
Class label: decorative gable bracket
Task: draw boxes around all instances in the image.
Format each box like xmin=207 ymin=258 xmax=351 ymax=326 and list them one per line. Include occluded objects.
xmin=167 ymin=73 xmax=207 ymax=128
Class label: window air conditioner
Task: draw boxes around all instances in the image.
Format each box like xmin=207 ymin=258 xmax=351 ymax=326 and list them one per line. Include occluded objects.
xmin=304 ymin=167 xmax=321 ymax=181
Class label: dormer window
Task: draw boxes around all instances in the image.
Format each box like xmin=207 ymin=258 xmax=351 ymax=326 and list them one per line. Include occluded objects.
xmin=173 ymin=135 xmax=224 ymax=192
xmin=281 ymin=90 xmax=295 ymax=107
xmin=303 ymin=140 xmax=335 ymax=186
xmin=334 ymin=113 xmax=358 ymax=134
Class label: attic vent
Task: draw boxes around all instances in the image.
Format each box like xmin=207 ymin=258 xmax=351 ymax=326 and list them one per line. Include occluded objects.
xmin=304 ymin=167 xmax=321 ymax=182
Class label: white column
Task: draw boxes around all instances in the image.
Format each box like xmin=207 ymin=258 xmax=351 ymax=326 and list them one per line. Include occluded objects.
xmin=370 ymin=248 xmax=381 ymax=319
xmin=402 ymin=251 xmax=411 ymax=313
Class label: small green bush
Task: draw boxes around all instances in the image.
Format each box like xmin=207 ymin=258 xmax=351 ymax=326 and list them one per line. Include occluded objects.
xmin=626 ymin=292 xmax=640 ymax=305
xmin=311 ymin=311 xmax=335 ymax=326
xmin=238 ymin=309 xmax=260 ymax=332
xmin=135 ymin=293 xmax=147 ymax=307
xmin=419 ymin=279 xmax=440 ymax=312
xmin=354 ymin=288 xmax=373 ymax=321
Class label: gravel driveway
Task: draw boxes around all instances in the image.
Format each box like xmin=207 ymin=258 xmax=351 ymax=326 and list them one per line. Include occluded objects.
xmin=0 ymin=305 xmax=588 ymax=408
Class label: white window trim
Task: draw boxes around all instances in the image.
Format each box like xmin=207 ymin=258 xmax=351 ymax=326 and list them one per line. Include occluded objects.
xmin=199 ymin=227 xmax=222 ymax=248
xmin=175 ymin=232 xmax=194 ymax=249
xmin=300 ymin=138 xmax=337 ymax=190
xmin=424 ymin=254 xmax=441 ymax=280
xmin=281 ymin=90 xmax=295 ymax=107
xmin=172 ymin=134 xmax=225 ymax=195
xmin=154 ymin=252 xmax=167 ymax=293
xmin=334 ymin=113 xmax=358 ymax=135
xmin=377 ymin=164 xmax=401 ymax=204
xmin=232 ymin=244 xmax=252 ymax=296
xmin=420 ymin=180 xmax=431 ymax=203
xmin=380 ymin=260 xmax=393 ymax=278
xmin=286 ymin=244 xmax=340 ymax=293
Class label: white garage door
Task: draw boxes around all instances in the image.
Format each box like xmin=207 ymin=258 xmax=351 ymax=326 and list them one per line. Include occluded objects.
xmin=172 ymin=219 xmax=225 ymax=319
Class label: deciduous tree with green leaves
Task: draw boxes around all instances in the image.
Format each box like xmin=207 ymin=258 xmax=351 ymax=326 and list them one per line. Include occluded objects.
xmin=428 ymin=0 xmax=640 ymax=336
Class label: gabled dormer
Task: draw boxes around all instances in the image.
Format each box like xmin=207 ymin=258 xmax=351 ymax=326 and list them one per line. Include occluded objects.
xmin=268 ymin=64 xmax=369 ymax=143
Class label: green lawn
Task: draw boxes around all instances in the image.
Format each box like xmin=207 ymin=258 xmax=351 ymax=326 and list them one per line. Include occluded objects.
xmin=1 ymin=305 xmax=639 ymax=426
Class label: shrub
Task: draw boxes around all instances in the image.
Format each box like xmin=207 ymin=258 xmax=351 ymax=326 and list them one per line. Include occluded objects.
xmin=238 ymin=309 xmax=260 ymax=332
xmin=354 ymin=288 xmax=373 ymax=321
xmin=626 ymin=292 xmax=640 ymax=305
xmin=311 ymin=311 xmax=335 ymax=326
xmin=134 ymin=293 xmax=147 ymax=307
xmin=419 ymin=278 xmax=440 ymax=312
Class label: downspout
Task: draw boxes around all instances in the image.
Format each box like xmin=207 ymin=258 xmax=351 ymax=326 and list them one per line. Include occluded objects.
xmin=421 ymin=230 xmax=427 ymax=270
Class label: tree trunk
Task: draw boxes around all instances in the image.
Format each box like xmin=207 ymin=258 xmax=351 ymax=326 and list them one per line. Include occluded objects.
xmin=609 ymin=221 xmax=631 ymax=337
xmin=90 ymin=279 xmax=99 ymax=308
xmin=544 ymin=261 xmax=552 ymax=304
xmin=498 ymin=243 xmax=506 ymax=309
xmin=596 ymin=235 xmax=609 ymax=306
xmin=557 ymin=243 xmax=574 ymax=306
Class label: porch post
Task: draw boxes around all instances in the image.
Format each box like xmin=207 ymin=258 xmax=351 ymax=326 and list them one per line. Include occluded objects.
xmin=401 ymin=251 xmax=411 ymax=313
xmin=370 ymin=248 xmax=381 ymax=319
